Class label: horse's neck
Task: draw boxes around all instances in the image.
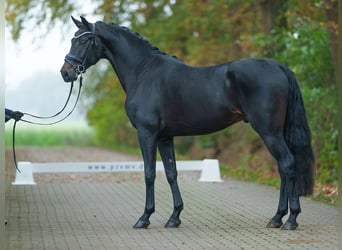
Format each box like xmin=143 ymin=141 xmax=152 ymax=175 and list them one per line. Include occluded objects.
xmin=105 ymin=52 xmax=132 ymax=93
xmin=102 ymin=33 xmax=151 ymax=93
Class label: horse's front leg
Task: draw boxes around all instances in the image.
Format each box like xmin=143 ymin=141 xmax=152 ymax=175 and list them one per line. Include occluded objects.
xmin=133 ymin=129 xmax=158 ymax=229
xmin=158 ymin=137 xmax=183 ymax=228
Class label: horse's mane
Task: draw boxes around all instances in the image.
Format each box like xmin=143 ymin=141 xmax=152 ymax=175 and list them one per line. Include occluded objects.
xmin=100 ymin=21 xmax=182 ymax=62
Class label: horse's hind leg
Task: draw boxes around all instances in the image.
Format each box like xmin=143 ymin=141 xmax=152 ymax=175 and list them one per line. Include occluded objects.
xmin=252 ymin=129 xmax=301 ymax=230
xmin=158 ymin=137 xmax=184 ymax=228
xmin=267 ymin=177 xmax=288 ymax=228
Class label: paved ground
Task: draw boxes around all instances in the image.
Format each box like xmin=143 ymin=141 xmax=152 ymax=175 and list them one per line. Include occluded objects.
xmin=5 ymin=148 xmax=338 ymax=249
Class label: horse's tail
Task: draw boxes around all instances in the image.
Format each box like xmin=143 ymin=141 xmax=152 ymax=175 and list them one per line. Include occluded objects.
xmin=279 ymin=63 xmax=314 ymax=196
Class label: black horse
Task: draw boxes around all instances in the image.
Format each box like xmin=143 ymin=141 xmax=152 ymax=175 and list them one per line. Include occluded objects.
xmin=61 ymin=17 xmax=314 ymax=230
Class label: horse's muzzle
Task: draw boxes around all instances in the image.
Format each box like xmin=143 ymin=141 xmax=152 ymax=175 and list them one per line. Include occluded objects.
xmin=60 ymin=62 xmax=78 ymax=82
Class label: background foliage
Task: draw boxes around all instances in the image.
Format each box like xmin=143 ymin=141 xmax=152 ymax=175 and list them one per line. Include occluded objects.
xmin=6 ymin=0 xmax=338 ymax=188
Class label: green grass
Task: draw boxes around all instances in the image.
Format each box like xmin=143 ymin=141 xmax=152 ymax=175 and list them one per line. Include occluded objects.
xmin=220 ymin=163 xmax=281 ymax=189
xmin=220 ymin=163 xmax=337 ymax=206
xmin=5 ymin=121 xmax=95 ymax=147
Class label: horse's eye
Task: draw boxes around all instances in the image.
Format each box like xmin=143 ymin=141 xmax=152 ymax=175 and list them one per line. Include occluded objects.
xmin=80 ymin=37 xmax=88 ymax=44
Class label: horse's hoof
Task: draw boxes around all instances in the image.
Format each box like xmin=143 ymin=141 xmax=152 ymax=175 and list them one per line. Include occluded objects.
xmin=266 ymin=219 xmax=283 ymax=228
xmin=133 ymin=219 xmax=150 ymax=229
xmin=165 ymin=218 xmax=181 ymax=228
xmin=281 ymin=221 xmax=298 ymax=230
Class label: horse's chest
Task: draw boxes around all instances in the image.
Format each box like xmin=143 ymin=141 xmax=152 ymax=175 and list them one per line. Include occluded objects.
xmin=124 ymin=94 xmax=160 ymax=129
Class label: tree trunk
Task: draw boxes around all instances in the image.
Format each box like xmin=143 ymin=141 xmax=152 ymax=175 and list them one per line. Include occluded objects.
xmin=256 ymin=0 xmax=288 ymax=57
xmin=323 ymin=0 xmax=338 ymax=84
xmin=257 ymin=0 xmax=287 ymax=34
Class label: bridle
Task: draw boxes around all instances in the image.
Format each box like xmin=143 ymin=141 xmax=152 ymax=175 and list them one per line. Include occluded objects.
xmin=64 ymin=23 xmax=97 ymax=75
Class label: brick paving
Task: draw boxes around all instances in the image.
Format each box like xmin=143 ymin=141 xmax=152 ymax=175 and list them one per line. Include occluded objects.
xmin=6 ymin=171 xmax=338 ymax=250
xmin=5 ymin=148 xmax=338 ymax=249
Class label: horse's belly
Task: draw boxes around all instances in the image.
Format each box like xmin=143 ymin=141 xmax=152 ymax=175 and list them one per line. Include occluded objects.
xmin=162 ymin=112 xmax=242 ymax=136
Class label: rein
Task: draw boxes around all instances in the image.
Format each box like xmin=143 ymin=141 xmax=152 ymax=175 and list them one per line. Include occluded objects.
xmin=10 ymin=76 xmax=84 ymax=172
xmin=10 ymin=24 xmax=96 ymax=172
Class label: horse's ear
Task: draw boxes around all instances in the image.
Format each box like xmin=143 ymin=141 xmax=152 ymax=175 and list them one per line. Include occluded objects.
xmin=71 ymin=16 xmax=82 ymax=28
xmin=80 ymin=16 xmax=92 ymax=31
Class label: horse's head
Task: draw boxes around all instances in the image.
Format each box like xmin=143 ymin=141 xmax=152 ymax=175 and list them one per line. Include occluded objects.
xmin=60 ymin=16 xmax=102 ymax=82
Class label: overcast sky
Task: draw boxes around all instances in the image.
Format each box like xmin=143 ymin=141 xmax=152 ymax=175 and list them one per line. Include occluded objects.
xmin=5 ymin=22 xmax=87 ymax=121
xmin=5 ymin=24 xmax=69 ymax=90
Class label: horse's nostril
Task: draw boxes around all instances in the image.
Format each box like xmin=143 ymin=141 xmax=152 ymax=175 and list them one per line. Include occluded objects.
xmin=61 ymin=70 xmax=70 ymax=81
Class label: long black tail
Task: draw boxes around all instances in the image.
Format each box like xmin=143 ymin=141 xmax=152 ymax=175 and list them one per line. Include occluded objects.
xmin=279 ymin=64 xmax=314 ymax=196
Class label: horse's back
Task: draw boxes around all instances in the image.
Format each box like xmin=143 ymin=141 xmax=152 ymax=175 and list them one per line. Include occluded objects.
xmin=228 ymin=58 xmax=289 ymax=87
